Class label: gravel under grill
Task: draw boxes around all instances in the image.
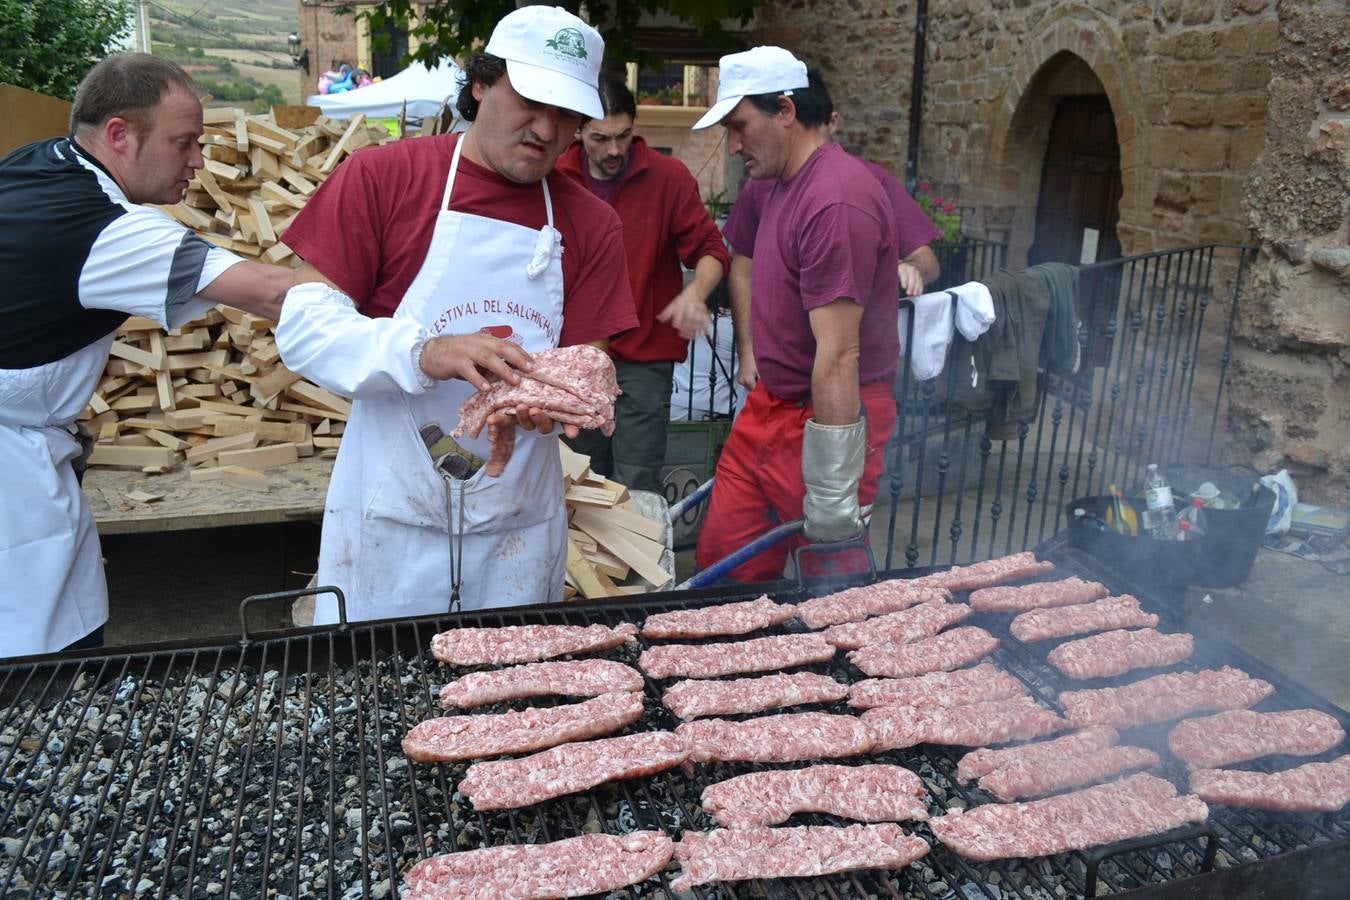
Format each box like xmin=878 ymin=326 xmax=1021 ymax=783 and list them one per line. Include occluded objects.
xmin=2 ymin=548 xmax=1348 ymax=899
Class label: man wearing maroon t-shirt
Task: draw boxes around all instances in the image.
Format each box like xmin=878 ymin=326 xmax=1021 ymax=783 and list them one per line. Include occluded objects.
xmin=556 ymin=75 xmax=729 ymax=492
xmin=691 ymin=47 xmax=900 ymax=583
xmin=274 ymin=7 xmax=637 ymax=622
xmin=725 ymin=68 xmax=942 ymax=391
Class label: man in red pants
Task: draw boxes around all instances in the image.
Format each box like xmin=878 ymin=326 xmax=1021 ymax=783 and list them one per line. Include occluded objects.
xmin=692 ymin=47 xmax=899 ymax=582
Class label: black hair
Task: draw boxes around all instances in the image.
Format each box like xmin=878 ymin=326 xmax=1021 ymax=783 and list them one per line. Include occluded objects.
xmin=70 ymin=53 xmax=196 ymax=138
xmin=455 ymin=53 xmax=507 ymax=122
xmin=596 ymin=73 xmax=636 ymax=120
xmin=744 ymin=65 xmax=833 ymax=129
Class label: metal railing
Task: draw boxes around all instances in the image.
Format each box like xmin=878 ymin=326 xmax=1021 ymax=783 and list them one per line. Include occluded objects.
xmin=880 ymin=243 xmax=1258 ymax=569
xmin=671 ymin=236 xmax=1010 ymax=424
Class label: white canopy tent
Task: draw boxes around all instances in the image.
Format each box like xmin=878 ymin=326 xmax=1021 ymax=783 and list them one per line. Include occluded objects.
xmin=306 ymin=58 xmax=464 ymax=122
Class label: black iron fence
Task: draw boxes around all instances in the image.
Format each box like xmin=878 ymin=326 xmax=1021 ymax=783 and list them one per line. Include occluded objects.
xmin=670 ymin=236 xmax=1011 ymax=425
xmin=880 ymin=242 xmax=1258 ymax=570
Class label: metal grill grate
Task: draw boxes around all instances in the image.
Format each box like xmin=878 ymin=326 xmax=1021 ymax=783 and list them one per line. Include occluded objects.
xmin=2 ymin=548 xmax=1348 ymax=899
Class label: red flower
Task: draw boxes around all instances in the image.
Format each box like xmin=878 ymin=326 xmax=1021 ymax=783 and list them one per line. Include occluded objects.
xmin=918 ymin=182 xmax=932 ymax=193
xmin=943 ymin=202 xmax=956 ymax=214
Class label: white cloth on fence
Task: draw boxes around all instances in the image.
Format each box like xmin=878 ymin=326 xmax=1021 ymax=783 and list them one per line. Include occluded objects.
xmin=951 ymin=281 xmax=996 ymax=341
xmin=904 ymin=282 xmax=997 ymax=382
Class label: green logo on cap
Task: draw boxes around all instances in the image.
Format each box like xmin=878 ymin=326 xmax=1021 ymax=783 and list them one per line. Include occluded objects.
xmin=545 ymin=27 xmax=588 ymax=59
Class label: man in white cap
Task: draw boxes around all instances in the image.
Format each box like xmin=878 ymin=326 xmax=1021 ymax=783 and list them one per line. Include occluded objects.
xmin=274 ymin=6 xmax=637 ymax=622
xmin=692 ymin=46 xmax=900 ymax=583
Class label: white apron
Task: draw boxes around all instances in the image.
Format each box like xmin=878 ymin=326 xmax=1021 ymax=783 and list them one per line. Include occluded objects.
xmin=311 ymin=138 xmax=567 ymax=624
xmin=0 ymin=335 xmax=116 ymax=657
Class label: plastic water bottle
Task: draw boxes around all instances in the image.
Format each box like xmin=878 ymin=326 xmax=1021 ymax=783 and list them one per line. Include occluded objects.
xmin=1143 ymin=464 xmax=1179 ymax=540
xmin=1177 ymin=497 xmax=1207 ymax=539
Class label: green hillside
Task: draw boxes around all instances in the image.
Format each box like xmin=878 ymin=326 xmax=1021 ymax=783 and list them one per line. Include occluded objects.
xmin=148 ymin=0 xmax=302 ymax=108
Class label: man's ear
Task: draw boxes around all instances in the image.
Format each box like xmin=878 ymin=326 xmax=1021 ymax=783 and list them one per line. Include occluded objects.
xmin=472 ymin=79 xmax=488 ymax=102
xmin=778 ymin=95 xmax=798 ymax=126
xmin=104 ymin=116 xmax=134 ymax=153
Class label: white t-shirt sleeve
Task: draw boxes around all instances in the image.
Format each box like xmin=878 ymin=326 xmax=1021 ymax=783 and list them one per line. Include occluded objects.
xmin=77 ymin=204 xmax=243 ymax=328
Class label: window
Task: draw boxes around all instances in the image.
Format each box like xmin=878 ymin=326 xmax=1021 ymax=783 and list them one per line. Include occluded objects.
xmin=627 ymin=62 xmax=716 ymax=108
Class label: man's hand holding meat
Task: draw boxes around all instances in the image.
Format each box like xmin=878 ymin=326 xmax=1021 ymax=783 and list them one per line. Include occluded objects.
xmin=273 ymin=7 xmax=637 ymax=621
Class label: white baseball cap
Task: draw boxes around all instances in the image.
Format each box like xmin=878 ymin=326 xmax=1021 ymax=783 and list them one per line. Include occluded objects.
xmin=692 ymin=46 xmax=809 ymax=130
xmin=484 ymin=6 xmax=604 ymax=120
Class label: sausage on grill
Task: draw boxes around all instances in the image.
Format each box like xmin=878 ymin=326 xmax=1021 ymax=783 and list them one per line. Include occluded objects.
xmin=863 ymin=695 xmax=1067 ymax=751
xmin=1059 ymin=667 xmax=1275 ymax=729
xmin=430 ymin=623 xmax=638 ymax=667
xmin=969 ymin=576 xmax=1108 ymax=613
xmin=676 ymin=712 xmax=874 ymax=764
xmin=1046 ymin=628 xmax=1195 ymax=680
xmin=849 ymin=663 xmax=1028 ymax=711
xmin=438 ymin=659 xmax=643 ymax=709
xmin=641 ymin=595 xmax=797 ymax=640
xmin=638 ymin=632 xmax=835 ymax=680
xmin=662 ymin=672 xmax=848 ymax=721
xmin=701 ymin=764 xmax=930 ymax=829
xmin=822 ymin=602 xmax=972 ymax=649
xmin=957 ymin=727 xmax=1121 ymax=783
xmin=930 ymin=773 xmax=1209 ymax=861
xmin=1189 ymin=755 xmax=1350 ymax=813
xmin=458 ymin=731 xmax=690 ymax=810
xmin=402 ymin=691 xmax=644 ymax=763
xmin=847 ymin=626 xmax=999 ymax=678
xmin=1009 ymin=594 xmax=1158 ymax=642
xmin=1168 ymin=708 xmax=1346 ymax=769
xmin=402 ymin=830 xmax=673 ymax=899
xmin=671 ymin=824 xmax=930 ymax=891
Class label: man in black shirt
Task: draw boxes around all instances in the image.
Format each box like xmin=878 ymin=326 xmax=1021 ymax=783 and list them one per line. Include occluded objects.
xmin=0 ymin=53 xmax=294 ymax=658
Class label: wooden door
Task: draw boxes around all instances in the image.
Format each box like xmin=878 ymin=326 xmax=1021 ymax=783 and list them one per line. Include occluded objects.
xmin=1029 ymin=96 xmax=1122 ymax=267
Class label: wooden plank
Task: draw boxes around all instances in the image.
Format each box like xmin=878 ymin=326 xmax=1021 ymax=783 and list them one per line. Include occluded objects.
xmin=271 ymin=105 xmax=322 ymax=130
xmin=591 ymin=503 xmax=666 ymax=543
xmin=196 ymin=398 xmax=260 ymax=418
xmin=218 ymin=442 xmax=299 ymax=470
xmin=284 ymin=381 xmax=352 ymax=416
xmin=109 ymin=339 xmax=163 ymax=370
xmin=142 ymin=429 xmax=191 ymax=452
xmin=586 ymin=547 xmax=630 ymax=581
xmin=566 ymin=536 xmax=614 ymax=600
xmin=320 ymin=114 xmax=366 ymax=173
xmin=160 ymin=201 xmax=215 ymax=230
xmin=251 ymin=364 xmax=301 ymax=403
xmin=202 ymin=107 xmax=237 ymax=126
xmin=88 ymin=445 xmax=178 ymax=469
xmin=166 ymin=349 xmax=229 ymax=373
xmin=262 ymin=242 xmax=294 ymax=264
xmin=185 ymin=430 xmax=258 ymax=463
xmin=110 ymin=394 xmax=156 ymax=413
xmin=233 ymin=108 xmax=249 ymax=152
xmin=204 ymin=158 xmax=243 ymax=183
xmin=565 ymin=485 xmax=620 ymax=508
xmin=571 ymin=508 xmax=671 ymax=588
xmin=192 ymin=165 xmax=237 ymax=213
xmin=260 ymin=180 xmax=305 ymax=209
xmin=212 ymin=419 xmax=309 ymax=444
xmin=189 ymin=464 xmax=271 ymax=491
xmin=250 ymin=144 xmax=281 ymax=180
xmin=558 ymin=442 xmax=592 ymax=484
xmin=248 ymin=197 xmax=277 ymax=246
xmin=278 ymin=163 xmax=318 ymax=196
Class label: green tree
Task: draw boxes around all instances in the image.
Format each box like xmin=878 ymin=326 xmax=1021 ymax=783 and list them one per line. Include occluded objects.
xmin=360 ymin=0 xmax=762 ymax=68
xmin=0 ymin=0 xmax=133 ymax=100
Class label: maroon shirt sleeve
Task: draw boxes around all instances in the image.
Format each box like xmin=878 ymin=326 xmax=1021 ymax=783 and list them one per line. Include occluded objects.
xmin=864 ymin=160 xmax=942 ymax=257
xmin=669 ymin=164 xmax=730 ymax=275
xmin=281 ymin=146 xmax=393 ymax=307
xmin=722 ymin=178 xmax=769 ymax=257
xmin=556 ymin=191 xmax=638 ymax=347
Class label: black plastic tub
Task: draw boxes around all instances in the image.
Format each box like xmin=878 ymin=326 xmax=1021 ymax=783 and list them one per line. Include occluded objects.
xmin=1064 ymin=495 xmax=1201 ymax=597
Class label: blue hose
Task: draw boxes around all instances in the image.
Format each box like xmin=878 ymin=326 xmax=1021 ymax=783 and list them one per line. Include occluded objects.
xmin=676 ymin=519 xmax=805 ymax=590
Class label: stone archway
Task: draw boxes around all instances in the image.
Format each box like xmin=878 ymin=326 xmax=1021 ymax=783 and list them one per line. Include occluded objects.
xmin=978 ymin=6 xmax=1148 ymax=266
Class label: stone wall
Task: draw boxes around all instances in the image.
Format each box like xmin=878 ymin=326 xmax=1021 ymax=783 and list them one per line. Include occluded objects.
xmin=754 ymin=0 xmax=1349 ymax=502
xmin=1226 ymin=0 xmax=1350 ymax=503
